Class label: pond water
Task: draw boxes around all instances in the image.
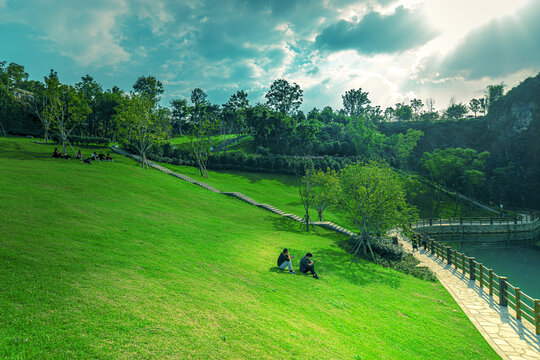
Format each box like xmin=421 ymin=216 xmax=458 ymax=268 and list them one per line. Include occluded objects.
xmin=431 ymin=231 xmax=540 ymax=300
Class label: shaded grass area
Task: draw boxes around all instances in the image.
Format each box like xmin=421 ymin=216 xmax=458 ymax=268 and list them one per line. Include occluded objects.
xmin=0 ymin=137 xmax=499 ymax=359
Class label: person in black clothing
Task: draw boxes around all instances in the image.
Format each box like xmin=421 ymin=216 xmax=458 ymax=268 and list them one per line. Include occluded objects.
xmin=98 ymin=152 xmax=105 ymax=161
xmin=277 ymin=248 xmax=296 ymax=274
xmin=52 ymin=148 xmax=61 ymax=158
xmin=299 ymin=252 xmax=319 ymax=279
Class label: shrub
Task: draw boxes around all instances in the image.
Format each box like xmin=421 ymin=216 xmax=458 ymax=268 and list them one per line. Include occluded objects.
xmin=51 ymin=135 xmax=110 ymax=146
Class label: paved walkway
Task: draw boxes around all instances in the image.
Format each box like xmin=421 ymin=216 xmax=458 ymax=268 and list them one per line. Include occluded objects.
xmin=399 ymin=239 xmax=540 ymax=360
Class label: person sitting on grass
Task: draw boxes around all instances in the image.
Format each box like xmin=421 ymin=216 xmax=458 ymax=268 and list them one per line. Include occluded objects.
xmin=277 ymin=248 xmax=296 ymax=274
xmin=98 ymin=152 xmax=105 ymax=161
xmin=76 ymin=150 xmax=83 ymax=160
xmin=91 ymin=152 xmax=98 ymax=161
xmin=106 ymin=153 xmax=112 ymax=161
xmin=299 ymin=252 xmax=319 ymax=279
xmin=52 ymin=148 xmax=61 ymax=158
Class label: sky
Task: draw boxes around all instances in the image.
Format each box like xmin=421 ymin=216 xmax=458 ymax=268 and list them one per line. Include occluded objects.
xmin=1 ymin=0 xmax=539 ymax=112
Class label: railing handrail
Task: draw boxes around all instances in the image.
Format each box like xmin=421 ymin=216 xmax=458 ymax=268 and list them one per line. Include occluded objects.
xmin=417 ymin=236 xmax=539 ymax=335
xmin=412 ymin=214 xmax=538 ymax=228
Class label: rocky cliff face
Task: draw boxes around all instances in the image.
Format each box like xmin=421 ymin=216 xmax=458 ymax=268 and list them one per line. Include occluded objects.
xmin=380 ymin=72 xmax=540 ymax=209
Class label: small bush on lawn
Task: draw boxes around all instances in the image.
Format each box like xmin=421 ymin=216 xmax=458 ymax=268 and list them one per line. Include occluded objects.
xmin=345 ymin=235 xmax=436 ymax=281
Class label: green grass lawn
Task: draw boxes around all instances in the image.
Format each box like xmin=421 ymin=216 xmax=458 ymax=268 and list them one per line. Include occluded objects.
xmin=0 ymin=137 xmax=499 ymax=359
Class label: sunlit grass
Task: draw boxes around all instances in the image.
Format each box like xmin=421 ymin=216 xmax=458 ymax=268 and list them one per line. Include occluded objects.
xmin=0 ymin=137 xmax=498 ymax=359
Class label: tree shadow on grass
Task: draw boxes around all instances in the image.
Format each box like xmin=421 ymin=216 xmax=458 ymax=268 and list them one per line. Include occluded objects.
xmin=313 ymin=246 xmax=403 ymax=289
xmin=267 ymin=216 xmax=403 ymax=288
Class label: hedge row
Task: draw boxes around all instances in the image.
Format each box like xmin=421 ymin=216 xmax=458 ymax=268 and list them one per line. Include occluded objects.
xmin=51 ymin=135 xmax=110 ymax=146
xmin=144 ymin=145 xmax=362 ymax=175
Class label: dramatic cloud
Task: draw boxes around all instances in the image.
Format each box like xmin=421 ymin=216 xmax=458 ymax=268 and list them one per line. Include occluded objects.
xmin=0 ymin=0 xmax=130 ymax=67
xmin=422 ymin=0 xmax=540 ymax=80
xmin=0 ymin=0 xmax=537 ymax=111
xmin=315 ymin=6 xmax=439 ymax=54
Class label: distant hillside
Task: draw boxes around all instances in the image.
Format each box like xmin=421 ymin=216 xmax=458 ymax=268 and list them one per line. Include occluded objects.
xmin=379 ymin=72 xmax=540 ymax=209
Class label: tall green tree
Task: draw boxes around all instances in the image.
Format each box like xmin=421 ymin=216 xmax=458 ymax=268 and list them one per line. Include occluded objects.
xmin=338 ymin=162 xmax=413 ymax=258
xmin=222 ymin=90 xmax=249 ymax=139
xmin=468 ymin=98 xmax=481 ymax=118
xmin=310 ymin=168 xmax=339 ymax=221
xmin=342 ymin=88 xmax=370 ymax=117
xmin=410 ymin=98 xmax=423 ymax=121
xmin=387 ymin=129 xmax=424 ymax=169
xmin=133 ymin=75 xmax=164 ymax=105
xmin=265 ymin=79 xmax=303 ymax=115
xmin=187 ymin=106 xmax=219 ymax=178
xmin=485 ymin=83 xmax=505 ymax=112
xmin=43 ymin=70 xmax=91 ymax=154
xmin=75 ymin=74 xmax=103 ymax=136
xmin=170 ymin=98 xmax=189 ymax=136
xmin=114 ymin=93 xmax=169 ymax=168
xmin=394 ymin=103 xmax=412 ymax=121
xmin=444 ymin=102 xmax=468 ymax=120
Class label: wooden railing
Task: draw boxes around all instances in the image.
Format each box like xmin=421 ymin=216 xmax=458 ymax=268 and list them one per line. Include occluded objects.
xmin=416 ymin=237 xmax=540 ymax=335
xmin=413 ymin=214 xmax=537 ymax=228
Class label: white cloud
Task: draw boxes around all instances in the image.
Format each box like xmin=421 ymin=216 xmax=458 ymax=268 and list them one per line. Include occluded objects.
xmin=0 ymin=0 xmax=130 ymax=67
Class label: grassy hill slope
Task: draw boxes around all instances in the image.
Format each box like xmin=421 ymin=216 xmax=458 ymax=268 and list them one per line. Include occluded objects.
xmin=0 ymin=138 xmax=498 ymax=359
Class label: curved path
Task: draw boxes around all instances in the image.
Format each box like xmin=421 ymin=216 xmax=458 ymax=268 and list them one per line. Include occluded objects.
xmin=397 ymin=237 xmax=540 ymax=360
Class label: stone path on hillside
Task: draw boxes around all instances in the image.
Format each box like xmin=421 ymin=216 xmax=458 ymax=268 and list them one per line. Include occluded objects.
xmin=399 ymin=239 xmax=540 ymax=360
xmin=110 ymin=147 xmax=355 ymax=237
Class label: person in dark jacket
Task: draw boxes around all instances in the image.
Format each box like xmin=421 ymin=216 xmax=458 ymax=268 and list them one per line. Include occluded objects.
xmin=277 ymin=248 xmax=295 ymax=274
xmin=299 ymin=252 xmax=319 ymax=279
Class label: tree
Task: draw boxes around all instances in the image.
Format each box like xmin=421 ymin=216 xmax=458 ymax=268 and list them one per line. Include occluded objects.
xmin=410 ymin=98 xmax=423 ymax=121
xmin=188 ymin=111 xmax=219 ymax=178
xmin=114 ymin=93 xmax=169 ymax=168
xmin=222 ymin=90 xmax=249 ymax=140
xmin=485 ymin=83 xmax=505 ymax=112
xmin=425 ymin=97 xmax=435 ymax=113
xmin=265 ymin=79 xmax=303 ymax=115
xmin=43 ymin=70 xmax=91 ymax=154
xmin=384 ymin=107 xmax=394 ymax=122
xmin=342 ymin=88 xmax=370 ymax=117
xmin=133 ymin=75 xmax=164 ymax=105
xmin=298 ymin=162 xmax=314 ymax=232
xmin=444 ymin=102 xmax=468 ymax=120
xmin=170 ymin=98 xmax=189 ymax=135
xmin=310 ymin=168 xmax=339 ymax=221
xmin=75 ymin=74 xmax=103 ymax=136
xmin=394 ymin=103 xmax=412 ymax=121
xmin=421 ymin=148 xmax=490 ymax=209
xmin=479 ymin=98 xmax=487 ymax=115
xmin=468 ymin=98 xmax=481 ymax=118
xmin=338 ymin=162 xmax=413 ymax=258
xmin=387 ymin=129 xmax=424 ymax=169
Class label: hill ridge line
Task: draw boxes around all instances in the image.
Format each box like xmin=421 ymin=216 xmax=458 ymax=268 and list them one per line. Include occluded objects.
xmin=110 ymin=146 xmax=356 ymax=237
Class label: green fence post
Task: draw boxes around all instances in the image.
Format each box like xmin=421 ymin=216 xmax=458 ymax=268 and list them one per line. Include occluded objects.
xmin=479 ymin=265 xmax=483 ymax=288
xmin=469 ymin=258 xmax=476 ymax=281
xmin=535 ymin=300 xmax=540 ymax=335
xmin=446 ymin=247 xmax=452 ymax=265
xmin=488 ymin=270 xmax=493 ymax=296
xmin=499 ymin=277 xmax=508 ymax=307
xmin=515 ymin=288 xmax=521 ymax=320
